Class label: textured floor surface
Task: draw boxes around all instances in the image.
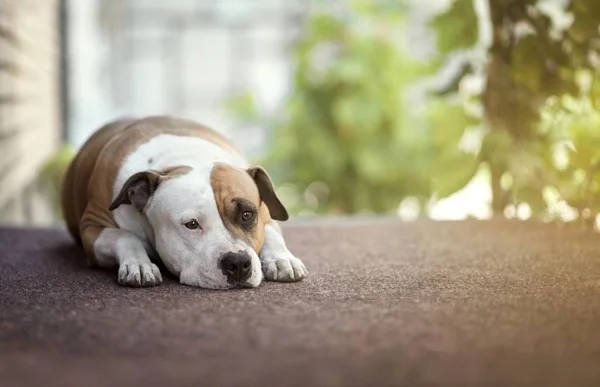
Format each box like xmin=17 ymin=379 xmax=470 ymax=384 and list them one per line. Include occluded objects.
xmin=2 ymin=218 xmax=600 ymax=387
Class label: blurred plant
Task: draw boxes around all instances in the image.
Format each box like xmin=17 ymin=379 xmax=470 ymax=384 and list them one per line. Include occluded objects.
xmin=539 ymin=92 xmax=600 ymax=227
xmin=225 ymin=0 xmax=600 ymax=224
xmin=429 ymin=0 xmax=600 ymax=224
xmin=37 ymin=145 xmax=76 ymax=219
xmin=227 ymin=1 xmax=479 ymax=216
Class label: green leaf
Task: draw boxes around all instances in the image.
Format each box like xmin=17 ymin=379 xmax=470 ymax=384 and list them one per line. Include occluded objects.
xmin=480 ymin=130 xmax=513 ymax=166
xmin=331 ymin=95 xmax=382 ymax=136
xmin=429 ymin=0 xmax=478 ymax=55
xmin=427 ymin=100 xmax=479 ymax=144
xmin=310 ymin=14 xmax=345 ymax=41
xmin=567 ymin=0 xmax=600 ymax=44
xmin=430 ymin=152 xmax=480 ymax=199
xmin=510 ymin=35 xmax=542 ymax=93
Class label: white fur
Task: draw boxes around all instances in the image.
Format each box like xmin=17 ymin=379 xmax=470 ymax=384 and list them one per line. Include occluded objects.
xmin=96 ymin=134 xmax=260 ymax=289
xmin=94 ymin=228 xmax=163 ymax=287
xmin=260 ymin=224 xmax=308 ymax=282
xmin=93 ymin=133 xmax=305 ymax=289
xmin=146 ymin=169 xmax=263 ymax=289
xmin=112 ymin=135 xmax=248 ymax=247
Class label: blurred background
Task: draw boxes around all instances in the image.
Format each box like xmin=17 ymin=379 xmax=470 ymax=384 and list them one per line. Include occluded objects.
xmin=1 ymin=0 xmax=599 ymax=230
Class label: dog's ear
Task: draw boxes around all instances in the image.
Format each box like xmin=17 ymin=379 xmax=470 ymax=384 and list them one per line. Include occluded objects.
xmin=109 ymin=170 xmax=163 ymax=212
xmin=247 ymin=166 xmax=289 ymax=221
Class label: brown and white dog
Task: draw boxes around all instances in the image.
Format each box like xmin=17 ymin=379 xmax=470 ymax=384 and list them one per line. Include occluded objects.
xmin=61 ymin=115 xmax=307 ymax=289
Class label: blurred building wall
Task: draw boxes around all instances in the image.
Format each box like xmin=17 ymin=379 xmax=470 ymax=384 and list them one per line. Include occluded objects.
xmin=0 ymin=0 xmax=63 ymax=225
xmin=66 ymin=0 xmax=307 ymax=159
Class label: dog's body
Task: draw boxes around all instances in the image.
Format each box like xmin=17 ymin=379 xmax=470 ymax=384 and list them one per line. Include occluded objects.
xmin=61 ymin=115 xmax=307 ymax=289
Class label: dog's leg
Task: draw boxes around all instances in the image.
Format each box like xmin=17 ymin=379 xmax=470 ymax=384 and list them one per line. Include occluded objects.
xmin=83 ymin=226 xmax=163 ymax=287
xmin=259 ymin=223 xmax=308 ymax=282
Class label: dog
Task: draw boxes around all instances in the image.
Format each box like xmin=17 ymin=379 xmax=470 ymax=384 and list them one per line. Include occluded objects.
xmin=61 ymin=115 xmax=307 ymax=289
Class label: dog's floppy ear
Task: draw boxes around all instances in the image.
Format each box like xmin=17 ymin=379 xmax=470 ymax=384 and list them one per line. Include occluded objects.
xmin=247 ymin=166 xmax=289 ymax=221
xmin=109 ymin=170 xmax=163 ymax=212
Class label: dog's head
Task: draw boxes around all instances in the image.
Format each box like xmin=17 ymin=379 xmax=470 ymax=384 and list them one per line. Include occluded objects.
xmin=109 ymin=163 xmax=288 ymax=289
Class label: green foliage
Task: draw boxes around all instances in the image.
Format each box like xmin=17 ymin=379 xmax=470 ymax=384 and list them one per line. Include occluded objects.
xmin=226 ymin=2 xmax=481 ymax=216
xmin=540 ymin=94 xmax=600 ymax=219
xmin=426 ymin=100 xmax=480 ymax=199
xmin=37 ymin=145 xmax=76 ymax=219
xmin=225 ymin=0 xmax=600 ymax=225
xmin=429 ymin=0 xmax=479 ymax=55
xmin=428 ymin=0 xmax=600 ymax=225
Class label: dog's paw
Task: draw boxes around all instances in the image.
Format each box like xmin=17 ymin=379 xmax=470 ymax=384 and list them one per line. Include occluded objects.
xmin=118 ymin=260 xmax=163 ymax=287
xmin=262 ymin=254 xmax=308 ymax=282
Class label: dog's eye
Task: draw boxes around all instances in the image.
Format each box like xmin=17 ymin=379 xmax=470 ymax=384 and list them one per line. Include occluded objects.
xmin=241 ymin=211 xmax=254 ymax=222
xmin=184 ymin=219 xmax=200 ymax=230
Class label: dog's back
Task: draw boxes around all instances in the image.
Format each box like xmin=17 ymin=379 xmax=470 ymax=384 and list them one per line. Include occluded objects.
xmin=61 ymin=116 xmax=242 ymax=245
xmin=61 ymin=118 xmax=138 ymax=243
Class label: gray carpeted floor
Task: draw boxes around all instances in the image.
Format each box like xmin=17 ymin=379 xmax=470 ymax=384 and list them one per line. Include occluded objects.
xmin=2 ymin=218 xmax=600 ymax=387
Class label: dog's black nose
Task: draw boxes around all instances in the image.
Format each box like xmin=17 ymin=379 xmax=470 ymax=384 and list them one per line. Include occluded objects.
xmin=219 ymin=251 xmax=252 ymax=283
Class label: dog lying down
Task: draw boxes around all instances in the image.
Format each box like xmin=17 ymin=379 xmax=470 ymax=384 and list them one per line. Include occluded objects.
xmin=61 ymin=115 xmax=307 ymax=289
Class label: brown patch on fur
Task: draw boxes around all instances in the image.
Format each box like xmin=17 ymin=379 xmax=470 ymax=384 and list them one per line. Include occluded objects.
xmin=61 ymin=115 xmax=243 ymax=266
xmin=210 ymin=163 xmax=289 ymax=253
xmin=210 ymin=163 xmax=268 ymax=252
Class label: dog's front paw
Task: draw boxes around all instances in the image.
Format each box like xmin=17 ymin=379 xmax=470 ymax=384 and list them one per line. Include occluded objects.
xmin=118 ymin=260 xmax=163 ymax=287
xmin=262 ymin=254 xmax=308 ymax=282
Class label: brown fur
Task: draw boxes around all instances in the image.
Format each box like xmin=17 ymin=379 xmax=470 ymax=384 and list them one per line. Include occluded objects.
xmin=210 ymin=163 xmax=271 ymax=252
xmin=61 ymin=115 xmax=246 ymax=266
